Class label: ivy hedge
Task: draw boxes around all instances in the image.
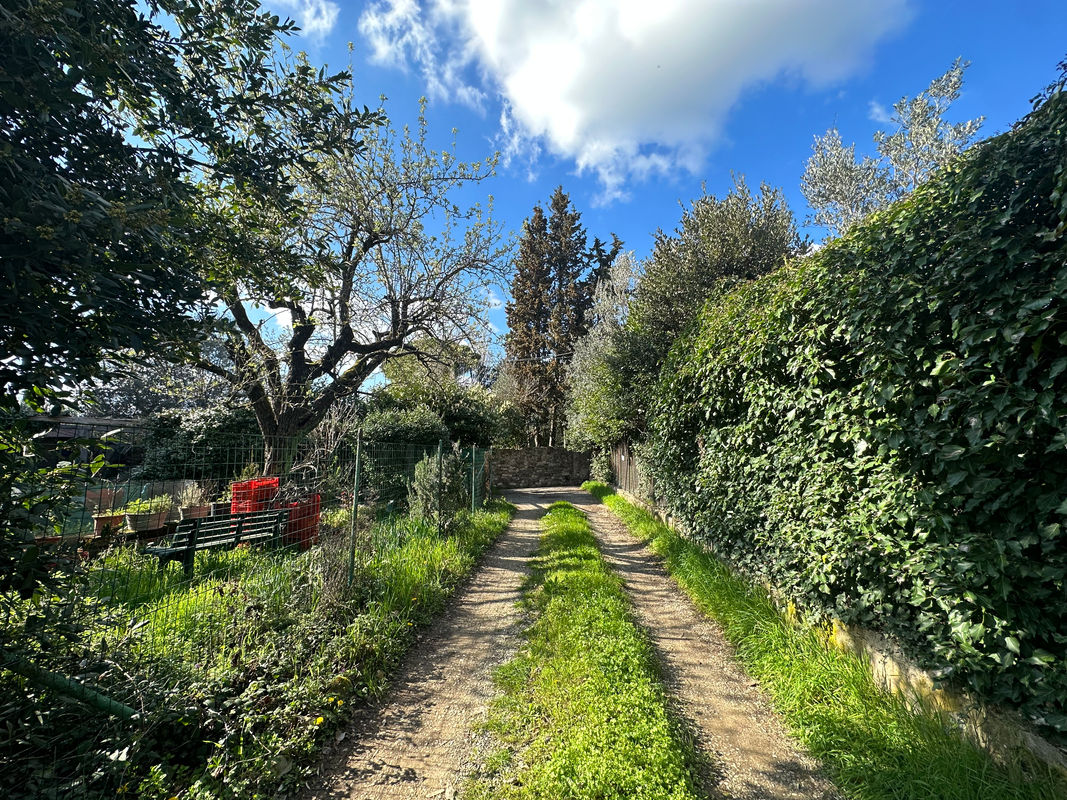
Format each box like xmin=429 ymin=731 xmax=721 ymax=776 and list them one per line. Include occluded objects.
xmin=646 ymin=75 xmax=1067 ymax=733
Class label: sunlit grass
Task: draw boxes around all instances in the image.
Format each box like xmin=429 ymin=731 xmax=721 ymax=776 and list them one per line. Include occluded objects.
xmin=42 ymin=500 xmax=516 ymax=799
xmin=582 ymin=481 xmax=1067 ymax=800
xmin=469 ymin=501 xmax=707 ymax=800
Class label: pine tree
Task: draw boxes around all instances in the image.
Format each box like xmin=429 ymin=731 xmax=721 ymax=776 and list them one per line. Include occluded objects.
xmin=504 ymin=189 xmax=620 ymax=446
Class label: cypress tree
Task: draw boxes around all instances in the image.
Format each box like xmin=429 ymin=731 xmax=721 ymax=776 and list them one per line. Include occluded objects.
xmin=505 ymin=206 xmax=552 ymax=443
xmin=505 ymin=189 xmax=621 ymax=446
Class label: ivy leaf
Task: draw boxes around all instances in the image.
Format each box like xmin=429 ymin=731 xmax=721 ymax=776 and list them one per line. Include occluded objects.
xmin=939 ymin=445 xmax=966 ymax=461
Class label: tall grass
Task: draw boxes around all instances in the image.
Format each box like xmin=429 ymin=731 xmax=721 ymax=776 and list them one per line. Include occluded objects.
xmin=2 ymin=501 xmax=514 ymax=800
xmin=469 ymin=502 xmax=707 ymax=800
xmin=583 ymin=482 xmax=1067 ymax=800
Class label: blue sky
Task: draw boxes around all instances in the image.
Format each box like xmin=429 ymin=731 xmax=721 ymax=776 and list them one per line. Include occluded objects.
xmin=271 ymin=0 xmax=1067 ymax=337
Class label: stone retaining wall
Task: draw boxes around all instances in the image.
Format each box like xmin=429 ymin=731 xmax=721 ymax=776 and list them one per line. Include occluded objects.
xmin=490 ymin=447 xmax=590 ymax=489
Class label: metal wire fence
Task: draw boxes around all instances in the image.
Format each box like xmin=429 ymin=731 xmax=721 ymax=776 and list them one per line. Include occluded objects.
xmin=0 ymin=417 xmax=491 ymax=799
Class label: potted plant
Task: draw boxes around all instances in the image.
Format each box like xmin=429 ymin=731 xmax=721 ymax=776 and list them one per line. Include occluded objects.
xmin=122 ymin=495 xmax=174 ymax=532
xmin=92 ymin=509 xmax=126 ymax=537
xmin=210 ymin=488 xmax=231 ymax=517
xmin=177 ymin=484 xmax=211 ymax=521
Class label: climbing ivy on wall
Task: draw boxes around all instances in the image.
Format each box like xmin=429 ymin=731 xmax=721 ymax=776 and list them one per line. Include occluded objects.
xmin=646 ymin=71 xmax=1067 ymax=732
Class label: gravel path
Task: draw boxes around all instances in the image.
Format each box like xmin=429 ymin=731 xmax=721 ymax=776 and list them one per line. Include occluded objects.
xmin=301 ymin=487 xmax=838 ymax=800
xmin=299 ymin=489 xmax=558 ymax=800
xmin=568 ymin=491 xmax=841 ymax=800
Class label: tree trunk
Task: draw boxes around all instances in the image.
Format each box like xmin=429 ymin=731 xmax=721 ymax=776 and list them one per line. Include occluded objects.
xmin=262 ymin=432 xmax=300 ymax=476
xmin=254 ymin=405 xmax=305 ymax=477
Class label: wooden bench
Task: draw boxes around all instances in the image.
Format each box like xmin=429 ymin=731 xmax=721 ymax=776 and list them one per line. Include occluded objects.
xmin=143 ymin=509 xmax=290 ymax=576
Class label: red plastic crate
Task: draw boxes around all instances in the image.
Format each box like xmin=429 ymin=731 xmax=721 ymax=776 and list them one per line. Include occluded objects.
xmin=230 ymin=477 xmax=279 ymax=514
xmin=283 ymin=494 xmax=321 ymax=550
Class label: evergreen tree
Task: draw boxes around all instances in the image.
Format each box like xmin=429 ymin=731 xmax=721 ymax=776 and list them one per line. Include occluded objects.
xmin=603 ymin=178 xmax=803 ymax=441
xmin=504 ymin=189 xmax=620 ymax=446
xmin=504 ymin=206 xmax=553 ymax=442
xmin=802 ymin=58 xmax=983 ymax=238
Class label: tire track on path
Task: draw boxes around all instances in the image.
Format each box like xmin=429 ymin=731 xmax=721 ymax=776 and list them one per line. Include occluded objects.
xmin=300 ymin=489 xmax=559 ymax=800
xmin=570 ymin=492 xmax=841 ymax=800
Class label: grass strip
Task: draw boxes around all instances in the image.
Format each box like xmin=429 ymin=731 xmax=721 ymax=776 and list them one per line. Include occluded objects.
xmin=582 ymin=481 xmax=1067 ymax=800
xmin=468 ymin=501 xmax=706 ymax=800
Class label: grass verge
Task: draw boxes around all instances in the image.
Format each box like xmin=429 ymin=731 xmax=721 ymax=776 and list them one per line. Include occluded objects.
xmin=467 ymin=501 xmax=707 ymax=800
xmin=582 ymin=481 xmax=1067 ymax=800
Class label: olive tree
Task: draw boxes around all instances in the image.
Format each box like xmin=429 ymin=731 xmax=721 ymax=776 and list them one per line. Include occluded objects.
xmin=564 ymin=252 xmax=642 ymax=450
xmin=565 ymin=178 xmax=803 ymax=447
xmin=802 ymin=58 xmax=984 ymax=237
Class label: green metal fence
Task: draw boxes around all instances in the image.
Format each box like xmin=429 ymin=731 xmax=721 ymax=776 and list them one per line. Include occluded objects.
xmin=0 ymin=419 xmax=492 ymax=799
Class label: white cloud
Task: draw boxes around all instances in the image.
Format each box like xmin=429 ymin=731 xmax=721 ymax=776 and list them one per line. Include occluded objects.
xmin=358 ymin=0 xmax=912 ymax=199
xmin=868 ymin=99 xmax=893 ymax=124
xmin=358 ymin=0 xmax=487 ymax=107
xmin=273 ymin=0 xmax=340 ymax=39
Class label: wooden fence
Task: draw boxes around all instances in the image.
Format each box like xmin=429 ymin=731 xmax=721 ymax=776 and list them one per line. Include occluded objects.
xmin=609 ymin=440 xmax=655 ymax=502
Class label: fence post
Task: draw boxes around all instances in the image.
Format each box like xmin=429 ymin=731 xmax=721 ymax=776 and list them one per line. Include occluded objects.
xmin=471 ymin=447 xmax=477 ymax=513
xmin=436 ymin=439 xmax=444 ymax=536
xmin=347 ymin=429 xmax=362 ymax=588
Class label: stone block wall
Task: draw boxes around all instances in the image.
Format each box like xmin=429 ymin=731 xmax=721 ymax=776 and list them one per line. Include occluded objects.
xmin=489 ymin=447 xmax=591 ymax=489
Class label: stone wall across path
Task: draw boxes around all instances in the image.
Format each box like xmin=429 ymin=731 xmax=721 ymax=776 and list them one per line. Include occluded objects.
xmin=489 ymin=447 xmax=590 ymax=489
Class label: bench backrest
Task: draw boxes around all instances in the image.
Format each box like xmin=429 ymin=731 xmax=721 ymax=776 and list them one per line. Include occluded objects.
xmin=169 ymin=509 xmax=289 ymax=550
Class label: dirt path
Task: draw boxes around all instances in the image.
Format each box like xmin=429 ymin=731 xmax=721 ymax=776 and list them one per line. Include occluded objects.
xmin=299 ymin=489 xmax=559 ymax=800
xmin=568 ymin=491 xmax=841 ymax=800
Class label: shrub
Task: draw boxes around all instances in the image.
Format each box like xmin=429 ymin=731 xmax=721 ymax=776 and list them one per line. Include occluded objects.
xmin=646 ymin=76 xmax=1067 ymax=732
xmin=590 ymin=448 xmax=613 ymax=484
xmin=408 ymin=447 xmax=470 ymax=532
xmin=359 ymin=407 xmax=448 ymax=445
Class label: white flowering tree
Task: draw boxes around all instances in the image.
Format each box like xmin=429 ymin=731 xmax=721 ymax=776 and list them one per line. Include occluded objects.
xmin=199 ymin=96 xmax=508 ymax=472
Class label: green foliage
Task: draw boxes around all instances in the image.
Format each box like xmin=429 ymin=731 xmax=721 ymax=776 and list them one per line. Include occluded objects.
xmin=373 ymin=373 xmax=503 ymax=448
xmin=357 ymin=407 xmax=446 ymax=510
xmin=584 ymin=483 xmax=1067 ymax=800
xmin=408 ymin=447 xmax=471 ymax=532
xmin=645 ymin=76 xmax=1067 ymax=733
xmin=504 ymin=188 xmax=621 ymax=446
xmin=802 ymin=58 xmax=984 ymax=237
xmin=1 ymin=0 xmax=366 ymax=628
xmin=565 ymin=252 xmax=642 ymax=451
xmin=2 ymin=502 xmax=514 ymax=799
xmin=631 ymin=177 xmax=803 ymax=344
xmin=589 ymin=448 xmax=614 ymax=484
xmin=567 ymin=179 xmax=802 ymax=448
xmin=469 ymin=502 xmax=705 ymax=800
xmin=431 ymin=386 xmax=501 ymax=448
xmin=138 ymin=407 xmax=261 ymax=481
xmin=361 ymin=407 xmax=449 ymax=445
xmin=119 ymin=495 xmax=173 ymax=515
xmin=1 ymin=0 xmax=367 ymax=401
